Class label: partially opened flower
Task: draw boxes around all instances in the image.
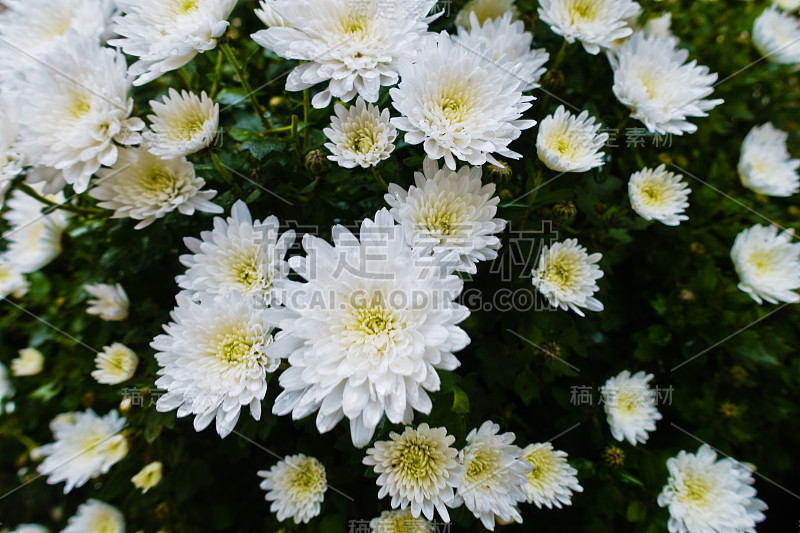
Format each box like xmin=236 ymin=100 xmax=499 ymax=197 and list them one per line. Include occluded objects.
xmin=323 ymin=97 xmax=397 ymax=169
xmin=538 ymin=0 xmax=642 ymax=54
xmin=753 ymin=7 xmax=800 ymax=64
xmin=92 ymin=343 xmax=138 ymax=385
xmin=258 ymin=454 xmax=327 ymax=524
xmin=455 ymin=0 xmax=519 ymax=29
xmin=536 ymin=106 xmax=608 ymax=172
xmin=521 ymin=442 xmax=582 ymax=509
xmin=601 ymin=370 xmax=662 ymax=445
xmin=531 ymin=239 xmax=604 ymax=316
xmin=131 ymin=461 xmax=163 ymax=493
xmin=144 ymin=89 xmax=219 ymax=158
xmin=11 ymin=347 xmax=45 ymax=376
xmin=84 ymin=283 xmax=129 ymax=321
xmin=731 ymin=224 xmax=800 ymax=304
xmin=738 ymin=123 xmax=799 ymax=197
xmin=62 ymin=500 xmax=124 ymax=533
xmin=628 ymin=164 xmax=691 ymax=226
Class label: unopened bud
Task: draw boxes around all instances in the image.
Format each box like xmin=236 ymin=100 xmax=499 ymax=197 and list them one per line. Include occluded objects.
xmin=304 ymin=149 xmax=330 ymax=177
xmin=603 ymin=446 xmax=625 ymax=469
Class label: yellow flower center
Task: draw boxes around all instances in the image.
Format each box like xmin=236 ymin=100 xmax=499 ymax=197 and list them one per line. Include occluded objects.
xmin=216 ymin=328 xmax=254 ymax=364
xmin=287 ymin=458 xmax=327 ymax=499
xmin=680 ymin=472 xmax=713 ymax=506
xmin=568 ymin=0 xmax=598 ymax=23
xmin=748 ymin=250 xmax=776 ymax=275
xmin=464 ymin=447 xmax=499 ymax=488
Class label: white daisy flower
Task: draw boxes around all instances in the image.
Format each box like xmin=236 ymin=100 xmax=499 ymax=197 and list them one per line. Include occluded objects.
xmin=521 ymin=442 xmax=583 ymax=509
xmin=384 ymin=157 xmax=506 ymax=274
xmin=753 ymin=7 xmax=800 ymax=64
xmin=110 ymin=0 xmax=237 ymax=86
xmin=657 ymin=445 xmax=767 ymax=533
xmin=731 ymin=224 xmax=800 ymax=304
xmin=265 ymin=209 xmax=470 ymax=448
xmin=455 ymin=0 xmax=519 ymax=30
xmin=10 ymin=525 xmax=50 ymax=533
xmin=11 ymin=347 xmax=45 ymax=377
xmin=369 ymin=509 xmax=432 ymax=532
xmin=536 ymin=105 xmax=608 ymax=173
xmin=36 ymin=409 xmax=128 ymax=493
xmin=454 ymin=421 xmax=531 ymax=531
xmin=152 ymin=291 xmax=279 ymax=437
xmin=252 ymin=0 xmax=439 ymax=108
xmin=628 ymin=164 xmax=691 ymax=226
xmin=455 ymin=11 xmax=550 ymax=91
xmin=601 ymin=370 xmax=662 ymax=445
xmin=131 ymin=461 xmax=163 ymax=493
xmin=531 ymin=238 xmax=604 ymax=317
xmin=538 ymin=0 xmax=642 ymax=55
xmin=255 ymin=0 xmax=289 ymax=27
xmin=363 ymin=423 xmax=465 ymax=522
xmin=62 ymin=500 xmax=125 ymax=533
xmin=610 ymin=32 xmax=723 ymax=135
xmin=391 ymin=31 xmax=535 ymax=170
xmin=144 ymin=89 xmax=219 ymax=159
xmin=323 ymin=97 xmax=397 ymax=169
xmin=257 ymin=454 xmax=327 ymax=524
xmin=92 ymin=343 xmax=139 ymax=385
xmin=0 ymin=361 xmax=13 ymax=409
xmin=738 ymin=123 xmax=800 ymax=197
xmin=0 ymin=260 xmax=28 ymax=299
xmin=84 ymin=283 xmax=130 ymax=321
xmin=90 ymin=148 xmax=222 ymax=230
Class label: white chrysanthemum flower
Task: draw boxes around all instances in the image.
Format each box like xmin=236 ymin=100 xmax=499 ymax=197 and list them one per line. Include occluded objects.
xmin=601 ymin=370 xmax=662 ymax=445
xmin=391 ymin=32 xmax=535 ymax=170
xmin=455 ymin=12 xmax=549 ymax=91
xmin=177 ymin=200 xmax=295 ymax=306
xmin=369 ymin=509 xmax=432 ymax=533
xmin=36 ymin=409 xmax=128 ymax=493
xmin=385 ymin=157 xmax=506 ymax=274
xmin=14 ymin=35 xmax=143 ymax=194
xmin=62 ymin=500 xmax=125 ymax=533
xmin=84 ymin=283 xmax=130 ymax=321
xmin=538 ymin=0 xmax=641 ymax=54
xmin=0 ymin=260 xmax=28 ymax=299
xmin=731 ymin=224 xmax=800 ymax=304
xmin=110 ymin=0 xmax=237 ymax=86
xmin=11 ymin=347 xmax=45 ymax=376
xmin=252 ymin=0 xmax=439 ymax=108
xmin=255 ymin=0 xmax=289 ymax=27
xmin=454 ymin=421 xmax=531 ymax=531
xmin=738 ymin=123 xmax=800 ymax=197
xmin=257 ymin=454 xmax=327 ymax=524
xmin=657 ymin=445 xmax=767 ymax=533
xmin=152 ymin=291 xmax=279 ymax=437
xmin=265 ymin=209 xmax=470 ymax=448
xmin=144 ymin=89 xmax=219 ymax=159
xmin=323 ymin=98 xmax=397 ymax=169
xmin=364 ymin=423 xmax=465 ymax=522
xmin=90 ymin=148 xmax=222 ymax=230
xmin=531 ymin=238 xmax=603 ymax=317
xmin=775 ymin=0 xmax=800 ymax=11
xmin=753 ymin=7 xmax=800 ymax=64
xmin=455 ymin=0 xmax=518 ymax=29
xmin=0 ymin=361 xmax=13 ymax=409
xmin=92 ymin=343 xmax=139 ymax=385
xmin=131 ymin=461 xmax=163 ymax=493
xmin=628 ymin=164 xmax=691 ymax=226
xmin=10 ymin=525 xmax=50 ymax=533
xmin=521 ymin=442 xmax=583 ymax=509
xmin=536 ymin=105 xmax=608 ymax=172
xmin=610 ymin=32 xmax=723 ymax=135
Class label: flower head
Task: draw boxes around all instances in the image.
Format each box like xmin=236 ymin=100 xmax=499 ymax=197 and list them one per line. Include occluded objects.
xmin=144 ymin=89 xmax=219 ymax=158
xmin=258 ymin=454 xmax=327 ymax=524
xmin=92 ymin=343 xmax=138 ymax=385
xmin=532 ymin=238 xmax=603 ymax=316
xmin=601 ymin=370 xmax=662 ymax=445
xmin=84 ymin=283 xmax=129 ymax=321
xmin=369 ymin=509 xmax=432 ymax=532
xmin=62 ymin=500 xmax=124 ymax=533
xmin=628 ymin=164 xmax=691 ymax=226
xmin=132 ymin=461 xmax=163 ymax=493
xmin=731 ymin=224 xmax=800 ymax=304
xmin=324 ymin=97 xmax=397 ymax=168
xmin=12 ymin=347 xmax=45 ymax=376
xmin=0 ymin=260 xmax=28 ymax=299
xmin=753 ymin=7 xmax=800 ymax=64
xmin=538 ymin=0 xmax=642 ymax=54
xmin=536 ymin=105 xmax=608 ymax=172
xmin=521 ymin=442 xmax=583 ymax=508
xmin=738 ymin=123 xmax=800 ymax=197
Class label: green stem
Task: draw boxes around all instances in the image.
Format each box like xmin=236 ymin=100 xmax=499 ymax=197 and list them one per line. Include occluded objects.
xmin=220 ymin=43 xmax=270 ymax=130
xmin=303 ymin=89 xmax=310 ymax=152
xmin=264 ymin=125 xmax=293 ymax=134
xmin=550 ymin=40 xmax=569 ymax=72
xmin=210 ymin=152 xmax=245 ymax=199
xmin=371 ymin=166 xmax=388 ymax=189
xmin=16 ymin=183 xmax=105 ymax=216
xmin=178 ymin=68 xmax=193 ymax=91
xmin=291 ymin=115 xmax=302 ymax=159
xmin=210 ymin=50 xmax=223 ymax=99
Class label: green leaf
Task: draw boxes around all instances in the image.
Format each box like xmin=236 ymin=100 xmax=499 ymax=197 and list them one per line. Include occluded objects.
xmin=240 ymin=137 xmax=286 ymax=160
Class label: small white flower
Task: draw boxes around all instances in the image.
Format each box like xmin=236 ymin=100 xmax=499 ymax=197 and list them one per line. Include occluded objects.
xmin=536 ymin=105 xmax=608 ymax=172
xmin=610 ymin=32 xmax=723 ymax=135
xmin=521 ymin=442 xmax=583 ymax=508
xmin=657 ymin=445 xmax=767 ymax=533
xmin=455 ymin=421 xmax=531 ymax=531
xmin=738 ymin=123 xmax=800 ymax=197
xmin=628 ymin=164 xmax=691 ymax=226
xmin=62 ymin=499 xmax=125 ymax=533
xmin=324 ymin=97 xmax=397 ymax=169
xmin=11 ymin=347 xmax=45 ymax=376
xmin=144 ymin=89 xmax=219 ymax=159
xmin=92 ymin=343 xmax=138 ymax=385
xmin=601 ymin=370 xmax=662 ymax=445
xmin=131 ymin=461 xmax=163 ymax=493
xmin=0 ymin=260 xmax=28 ymax=299
xmin=36 ymin=410 xmax=128 ymax=493
xmin=369 ymin=509 xmax=432 ymax=533
xmin=84 ymin=283 xmax=130 ymax=321
xmin=753 ymin=7 xmax=800 ymax=64
xmin=731 ymin=224 xmax=800 ymax=304
xmin=455 ymin=0 xmax=518 ymax=29
xmin=0 ymin=361 xmax=13 ymax=409
xmin=255 ymin=0 xmax=289 ymax=27
xmin=10 ymin=525 xmax=50 ymax=533
xmin=258 ymin=454 xmax=327 ymax=524
xmin=385 ymin=157 xmax=506 ymax=274
xmin=110 ymin=0 xmax=237 ymax=85
xmin=363 ymin=423 xmax=465 ymax=522
xmin=539 ymin=0 xmax=642 ymax=54
xmin=91 ymin=147 xmax=222 ymax=230
xmin=531 ymin=238 xmax=603 ymax=317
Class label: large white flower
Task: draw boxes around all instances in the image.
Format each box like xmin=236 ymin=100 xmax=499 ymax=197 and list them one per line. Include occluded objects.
xmin=36 ymin=410 xmax=128 ymax=493
xmin=265 ymin=209 xmax=470 ymax=448
xmin=731 ymin=224 xmax=800 ymax=304
xmin=369 ymin=509 xmax=432 ymax=532
xmin=538 ymin=0 xmax=642 ymax=54
xmin=738 ymin=123 xmax=800 ymax=197
xmin=91 ymin=147 xmax=222 ymax=230
xmin=152 ymin=291 xmax=279 ymax=437
xmin=391 ymin=32 xmax=535 ymax=170
xmin=601 ymin=370 xmax=662 ymax=445
xmin=62 ymin=500 xmax=125 ymax=533
xmin=455 ymin=11 xmax=549 ymax=91
xmin=11 ymin=347 xmax=45 ymax=377
xmin=363 ymin=423 xmax=464 ymax=522
xmin=610 ymin=32 xmax=723 ymax=135
xmin=0 ymin=260 xmax=28 ymax=299
xmin=385 ymin=157 xmax=506 ymax=274
xmin=753 ymin=7 xmax=800 ymax=64
xmin=455 ymin=0 xmax=519 ymax=29
xmin=92 ymin=343 xmax=138 ymax=385
xmin=521 ymin=442 xmax=582 ymax=509
xmin=536 ymin=105 xmax=608 ymax=172
xmin=628 ymin=164 xmax=691 ymax=226
xmin=531 ymin=238 xmax=603 ymax=317
xmin=110 ymin=0 xmax=237 ymax=86
xmin=177 ymin=200 xmax=295 ymax=306
xmin=257 ymin=454 xmax=327 ymax=524
xmin=657 ymin=445 xmax=767 ymax=533
xmin=252 ymin=0 xmax=439 ymax=108
xmin=324 ymin=97 xmax=397 ymax=169
xmin=454 ymin=421 xmax=531 ymax=531
xmin=84 ymin=283 xmax=130 ymax=321
xmin=144 ymin=89 xmax=219 ymax=159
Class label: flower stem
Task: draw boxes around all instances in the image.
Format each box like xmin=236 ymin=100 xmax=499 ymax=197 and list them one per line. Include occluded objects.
xmin=303 ymin=89 xmax=310 ymax=152
xmin=210 ymin=152 xmax=245 ymax=199
xmin=210 ymin=50 xmax=223 ymax=99
xmin=219 ymin=42 xmax=270 ymax=131
xmin=371 ymin=166 xmax=388 ymax=189
xmin=16 ymin=183 xmax=105 ymax=216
